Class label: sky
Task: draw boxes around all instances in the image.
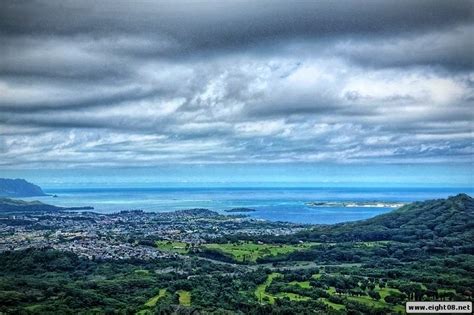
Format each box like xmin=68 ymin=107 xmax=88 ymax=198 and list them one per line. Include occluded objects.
xmin=0 ymin=1 xmax=473 ymax=187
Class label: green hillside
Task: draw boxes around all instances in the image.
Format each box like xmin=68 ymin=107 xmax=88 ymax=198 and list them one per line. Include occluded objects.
xmin=296 ymin=194 xmax=473 ymax=246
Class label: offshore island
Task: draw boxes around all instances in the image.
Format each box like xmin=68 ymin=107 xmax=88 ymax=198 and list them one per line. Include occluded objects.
xmin=306 ymin=201 xmax=406 ymax=208
xmin=224 ymin=207 xmax=257 ymax=213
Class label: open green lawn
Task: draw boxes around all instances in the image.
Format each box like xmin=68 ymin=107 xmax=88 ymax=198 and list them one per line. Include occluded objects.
xmin=144 ymin=289 xmax=167 ymax=307
xmin=311 ymin=273 xmax=322 ymax=279
xmin=289 ymin=281 xmax=311 ymax=289
xmin=320 ymin=298 xmax=346 ymax=311
xmin=275 ymin=292 xmax=310 ymax=301
xmin=155 ymin=240 xmax=189 ymax=254
xmin=256 ymin=274 xmax=397 ymax=310
xmin=254 ymin=273 xmax=310 ymax=304
xmin=346 ymin=294 xmax=404 ymax=313
xmin=323 ymin=285 xmax=404 ymax=313
xmin=203 ymin=241 xmax=319 ymax=262
xmin=352 ymin=241 xmax=391 ymax=248
xmin=319 ymin=274 xmax=410 ymax=312
xmin=255 ymin=273 xmax=282 ymax=304
xmin=438 ymin=288 xmax=456 ymax=294
xmin=25 ymin=305 xmax=42 ymax=312
xmin=134 ymin=269 xmax=150 ymax=276
xmin=375 ymin=285 xmax=401 ymax=299
xmin=347 ymin=295 xmax=387 ymax=308
xmin=326 ymin=286 xmax=337 ymax=294
xmin=178 ymin=290 xmax=191 ymax=306
xmin=344 ymin=288 xmax=404 ymax=313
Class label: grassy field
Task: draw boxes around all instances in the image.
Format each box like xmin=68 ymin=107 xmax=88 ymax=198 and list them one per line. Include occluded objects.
xmin=320 ymin=298 xmax=346 ymax=311
xmin=155 ymin=240 xmax=189 ymax=254
xmin=438 ymin=288 xmax=456 ymax=294
xmin=323 ymin=284 xmax=404 ymax=312
xmin=203 ymin=241 xmax=319 ymax=262
xmin=311 ymin=273 xmax=322 ymax=279
xmin=25 ymin=305 xmax=42 ymax=312
xmin=255 ymin=273 xmax=282 ymax=304
xmin=178 ymin=290 xmax=191 ymax=306
xmin=346 ymin=294 xmax=404 ymax=313
xmin=289 ymin=281 xmax=311 ymax=289
xmin=326 ymin=286 xmax=337 ymax=294
xmin=347 ymin=295 xmax=387 ymax=308
xmin=254 ymin=274 xmax=397 ymax=311
xmin=352 ymin=241 xmax=391 ymax=248
xmin=134 ymin=269 xmax=150 ymax=276
xmin=144 ymin=289 xmax=167 ymax=307
xmin=254 ymin=273 xmax=310 ymax=304
xmin=285 ymin=282 xmax=346 ymax=311
xmin=374 ymin=285 xmax=401 ymax=299
xmin=274 ymin=292 xmax=310 ymax=301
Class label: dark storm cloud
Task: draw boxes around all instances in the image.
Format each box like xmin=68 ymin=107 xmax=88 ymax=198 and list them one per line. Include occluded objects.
xmin=1 ymin=1 xmax=471 ymax=41
xmin=1 ymin=1 xmax=473 ymax=73
xmin=333 ymin=25 xmax=474 ymax=72
xmin=0 ymin=0 xmax=473 ymax=168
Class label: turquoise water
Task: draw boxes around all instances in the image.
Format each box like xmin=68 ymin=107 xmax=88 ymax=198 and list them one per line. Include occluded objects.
xmin=23 ymin=187 xmax=472 ymax=224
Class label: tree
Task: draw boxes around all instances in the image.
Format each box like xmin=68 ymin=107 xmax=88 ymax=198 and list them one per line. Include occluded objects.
xmin=368 ymin=290 xmax=381 ymax=301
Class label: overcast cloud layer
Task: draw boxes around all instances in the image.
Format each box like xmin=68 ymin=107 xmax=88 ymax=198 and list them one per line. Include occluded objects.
xmin=0 ymin=0 xmax=473 ymax=168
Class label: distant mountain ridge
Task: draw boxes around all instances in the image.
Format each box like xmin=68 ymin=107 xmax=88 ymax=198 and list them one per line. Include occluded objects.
xmin=0 ymin=178 xmax=47 ymax=197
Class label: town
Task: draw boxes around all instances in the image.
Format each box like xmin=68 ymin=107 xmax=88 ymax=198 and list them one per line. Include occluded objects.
xmin=0 ymin=208 xmax=305 ymax=261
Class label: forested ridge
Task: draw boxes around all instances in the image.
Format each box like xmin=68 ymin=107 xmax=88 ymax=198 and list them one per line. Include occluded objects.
xmin=0 ymin=178 xmax=46 ymax=197
xmin=296 ymin=193 xmax=473 ymax=244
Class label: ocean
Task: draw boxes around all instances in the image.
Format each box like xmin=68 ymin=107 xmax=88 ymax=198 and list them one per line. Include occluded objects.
xmin=22 ymin=187 xmax=472 ymax=225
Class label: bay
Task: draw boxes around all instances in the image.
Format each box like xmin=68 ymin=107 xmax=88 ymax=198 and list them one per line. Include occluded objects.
xmin=22 ymin=187 xmax=472 ymax=224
